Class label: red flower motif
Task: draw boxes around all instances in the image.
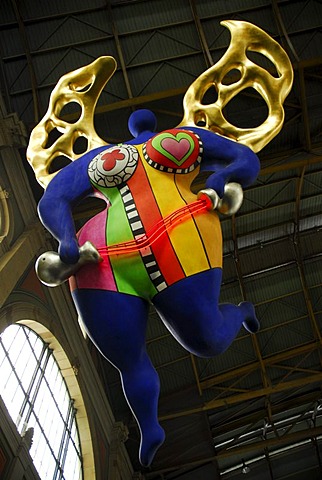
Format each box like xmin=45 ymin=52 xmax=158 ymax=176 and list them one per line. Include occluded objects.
xmin=102 ymin=148 xmax=125 ymax=171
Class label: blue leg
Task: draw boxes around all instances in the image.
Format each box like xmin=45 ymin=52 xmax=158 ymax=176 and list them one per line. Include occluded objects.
xmin=153 ymin=268 xmax=259 ymax=358
xmin=72 ymin=289 xmax=165 ymax=467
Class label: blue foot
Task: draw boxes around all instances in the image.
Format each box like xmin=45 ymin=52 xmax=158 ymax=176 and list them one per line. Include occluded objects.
xmin=139 ymin=424 xmax=165 ymax=467
xmin=239 ymin=301 xmax=260 ymax=334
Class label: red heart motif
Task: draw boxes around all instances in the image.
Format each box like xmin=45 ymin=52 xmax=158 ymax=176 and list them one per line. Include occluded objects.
xmin=160 ymin=137 xmax=191 ymax=162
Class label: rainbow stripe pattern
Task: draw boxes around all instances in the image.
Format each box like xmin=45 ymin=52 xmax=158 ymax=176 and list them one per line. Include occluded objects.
xmin=70 ymin=130 xmax=222 ymax=299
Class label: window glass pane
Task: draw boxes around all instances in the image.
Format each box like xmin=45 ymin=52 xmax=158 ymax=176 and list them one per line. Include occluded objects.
xmin=0 ymin=356 xmax=21 ymax=420
xmin=63 ymin=440 xmax=82 ymax=480
xmin=7 ymin=326 xmax=28 ymax=367
xmin=0 ymin=324 xmax=83 ymax=480
xmin=30 ymin=415 xmax=56 ymax=480
xmin=19 ymin=347 xmax=38 ymax=391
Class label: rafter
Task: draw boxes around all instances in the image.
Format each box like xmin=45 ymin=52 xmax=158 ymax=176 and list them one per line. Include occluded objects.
xmin=146 ymin=425 xmax=322 ymax=477
xmin=212 ymin=390 xmax=322 ymax=436
xmin=159 ymin=370 xmax=322 ymax=421
xmin=200 ymin=341 xmax=321 ymax=390
xmin=10 ymin=0 xmax=41 ymax=122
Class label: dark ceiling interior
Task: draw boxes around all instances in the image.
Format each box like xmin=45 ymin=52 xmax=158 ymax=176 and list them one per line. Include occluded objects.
xmin=1 ymin=0 xmax=322 ymax=478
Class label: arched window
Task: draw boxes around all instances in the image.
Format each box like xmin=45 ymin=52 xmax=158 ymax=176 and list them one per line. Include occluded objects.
xmin=0 ymin=323 xmax=83 ymax=480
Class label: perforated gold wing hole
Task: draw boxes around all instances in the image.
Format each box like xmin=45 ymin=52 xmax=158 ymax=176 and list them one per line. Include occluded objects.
xmin=56 ymin=101 xmax=82 ymax=123
xmin=179 ymin=20 xmax=293 ymax=152
xmin=221 ymin=68 xmax=242 ymax=86
xmin=27 ymin=56 xmax=117 ymax=188
xmin=246 ymin=50 xmax=280 ymax=79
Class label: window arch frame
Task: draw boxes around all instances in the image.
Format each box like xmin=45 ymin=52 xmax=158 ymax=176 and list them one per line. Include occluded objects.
xmin=0 ymin=302 xmax=96 ymax=480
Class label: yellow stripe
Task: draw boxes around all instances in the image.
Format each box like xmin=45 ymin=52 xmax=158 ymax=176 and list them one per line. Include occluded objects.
xmin=176 ymin=174 xmax=222 ymax=269
xmin=138 ymin=145 xmax=216 ymax=275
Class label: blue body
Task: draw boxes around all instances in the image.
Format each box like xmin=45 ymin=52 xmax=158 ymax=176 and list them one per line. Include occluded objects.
xmin=38 ymin=110 xmax=260 ymax=466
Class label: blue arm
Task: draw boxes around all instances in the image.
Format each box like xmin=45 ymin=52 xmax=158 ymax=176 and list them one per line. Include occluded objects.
xmin=183 ymin=127 xmax=260 ymax=197
xmin=38 ymin=146 xmax=107 ymax=264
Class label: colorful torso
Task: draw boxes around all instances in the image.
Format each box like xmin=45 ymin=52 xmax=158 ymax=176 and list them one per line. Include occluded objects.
xmin=70 ymin=129 xmax=222 ymax=300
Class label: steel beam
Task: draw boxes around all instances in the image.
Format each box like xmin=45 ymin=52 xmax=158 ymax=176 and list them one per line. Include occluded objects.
xmin=200 ymin=341 xmax=321 ymax=390
xmin=10 ymin=0 xmax=41 ymax=122
xmin=146 ymin=426 xmax=322 ymax=477
xmin=217 ymin=425 xmax=322 ymax=458
xmin=212 ymin=391 xmax=322 ymax=437
xmin=106 ymin=1 xmax=133 ymax=102
xmin=160 ymin=370 xmax=322 ymax=421
xmin=189 ymin=0 xmax=213 ymax=67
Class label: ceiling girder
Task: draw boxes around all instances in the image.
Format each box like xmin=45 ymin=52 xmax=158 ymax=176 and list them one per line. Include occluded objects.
xmin=3 ymin=1 xmax=322 ymax=475
xmin=159 ymin=341 xmax=322 ymax=422
xmin=146 ymin=425 xmax=322 ymax=478
xmin=201 ymin=341 xmax=321 ymax=390
xmin=105 ymin=1 xmax=133 ymax=102
xmin=10 ymin=0 xmax=40 ymax=122
xmin=212 ymin=390 xmax=322 ymax=437
xmin=160 ymin=370 xmax=322 ymax=421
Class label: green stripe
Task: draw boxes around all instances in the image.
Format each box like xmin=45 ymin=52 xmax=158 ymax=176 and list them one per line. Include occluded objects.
xmin=95 ymin=185 xmax=157 ymax=299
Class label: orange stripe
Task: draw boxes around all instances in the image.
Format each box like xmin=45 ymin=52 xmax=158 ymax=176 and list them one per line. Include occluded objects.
xmin=127 ymin=160 xmax=185 ymax=285
xmin=97 ymin=200 xmax=208 ymax=255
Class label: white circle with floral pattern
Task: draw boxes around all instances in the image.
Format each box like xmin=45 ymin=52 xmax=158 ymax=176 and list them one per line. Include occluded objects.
xmin=88 ymin=144 xmax=139 ymax=188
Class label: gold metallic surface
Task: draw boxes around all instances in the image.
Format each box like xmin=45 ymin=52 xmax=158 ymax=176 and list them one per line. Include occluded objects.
xmin=27 ymin=56 xmax=116 ymax=187
xmin=178 ymin=20 xmax=293 ymax=152
xmin=27 ymin=21 xmax=293 ymax=188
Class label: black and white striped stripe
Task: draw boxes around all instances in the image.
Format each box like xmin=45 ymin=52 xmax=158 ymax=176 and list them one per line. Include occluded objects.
xmin=119 ymin=185 xmax=167 ymax=293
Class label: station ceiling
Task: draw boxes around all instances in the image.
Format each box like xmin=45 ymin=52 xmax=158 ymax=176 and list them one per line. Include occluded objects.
xmin=1 ymin=1 xmax=322 ymax=478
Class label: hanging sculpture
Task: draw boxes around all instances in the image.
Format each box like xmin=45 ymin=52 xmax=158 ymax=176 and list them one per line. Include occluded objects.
xmin=27 ymin=21 xmax=293 ymax=467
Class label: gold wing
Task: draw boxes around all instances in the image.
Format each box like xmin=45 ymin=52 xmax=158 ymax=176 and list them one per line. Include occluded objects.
xmin=178 ymin=20 xmax=293 ymax=152
xmin=27 ymin=21 xmax=293 ymax=190
xmin=27 ymin=56 xmax=116 ymax=188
